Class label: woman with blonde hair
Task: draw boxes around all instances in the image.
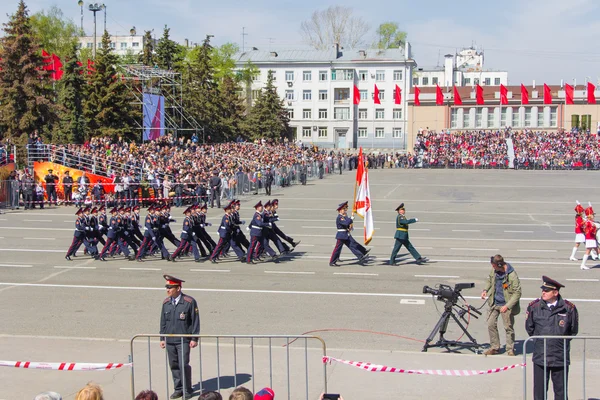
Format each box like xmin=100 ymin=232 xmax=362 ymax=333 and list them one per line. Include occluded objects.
xmin=75 ymin=382 xmax=104 ymax=400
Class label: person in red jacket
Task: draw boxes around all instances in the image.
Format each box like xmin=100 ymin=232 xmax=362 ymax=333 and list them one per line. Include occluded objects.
xmin=580 ymin=204 xmax=597 ymax=270
xmin=569 ymin=201 xmax=586 ymax=261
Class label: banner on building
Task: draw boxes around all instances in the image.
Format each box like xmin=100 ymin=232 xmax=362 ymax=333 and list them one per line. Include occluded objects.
xmin=143 ymin=93 xmax=165 ymax=141
xmin=33 ymin=161 xmax=114 ymax=199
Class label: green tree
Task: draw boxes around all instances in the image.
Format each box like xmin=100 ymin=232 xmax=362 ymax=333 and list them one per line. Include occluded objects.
xmin=245 ymin=70 xmax=289 ymax=140
xmin=84 ymin=31 xmax=137 ymax=140
xmin=140 ymin=30 xmax=154 ymax=66
xmin=374 ymin=22 xmax=407 ymax=49
xmin=238 ymin=60 xmax=259 ymax=113
xmin=218 ymin=76 xmax=246 ymax=140
xmin=30 ymin=5 xmax=79 ymax=58
xmin=0 ymin=0 xmax=58 ymax=143
xmin=155 ymin=25 xmax=179 ymax=70
xmin=54 ymin=44 xmax=86 ymax=143
xmin=210 ymin=42 xmax=239 ymax=83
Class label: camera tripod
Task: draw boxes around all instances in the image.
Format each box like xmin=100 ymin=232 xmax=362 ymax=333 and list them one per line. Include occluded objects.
xmin=422 ymin=298 xmax=482 ymax=352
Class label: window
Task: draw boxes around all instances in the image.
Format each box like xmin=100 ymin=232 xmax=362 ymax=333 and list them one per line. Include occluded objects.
xmin=422 ymin=77 xmax=429 ymax=86
xmin=501 ymin=108 xmax=508 ymax=127
xmin=287 ymin=109 xmax=294 ymax=119
xmin=524 ymin=108 xmax=532 ymax=127
xmin=318 ymin=109 xmax=327 ymax=119
xmin=285 ymin=90 xmax=294 ymax=101
xmin=376 ymin=70 xmax=385 ymax=81
xmin=512 ymin=108 xmax=520 ymax=127
xmin=392 ymin=128 xmax=403 ymax=138
xmin=494 ymin=77 xmax=501 ymax=85
xmin=475 ymin=108 xmax=483 ymax=128
xmin=464 ymin=78 xmax=471 ymax=85
xmin=375 ymin=128 xmax=385 ymax=138
xmin=432 ymin=77 xmax=438 ymax=85
xmin=413 ymin=77 xmax=418 ymax=85
xmin=450 ymin=109 xmax=458 ymax=128
xmin=319 ymin=70 xmax=327 ymax=81
xmin=303 ymin=109 xmax=312 ymax=119
xmin=303 ymin=71 xmax=311 ymax=81
xmin=375 ymin=109 xmax=384 ymax=119
xmin=358 ymin=128 xmax=367 ymax=138
xmin=318 ymin=90 xmax=328 ymax=100
xmin=332 ymin=69 xmax=353 ymax=81
xmin=464 ymin=111 xmax=471 ymax=128
xmin=86 ymin=43 xmax=93 ymax=49
xmin=285 ymin=71 xmax=294 ymax=81
xmin=318 ymin=127 xmax=327 ymax=137
xmin=360 ymin=90 xmax=368 ymax=100
xmin=97 ymin=42 xmax=102 ymax=48
xmin=487 ymin=108 xmax=495 ymax=127
xmin=550 ymin=106 xmax=557 ymax=127
xmin=474 ymin=78 xmax=480 ymax=85
xmin=334 ymin=107 xmax=350 ymax=120
xmin=393 ymin=109 xmax=402 ymax=119
xmin=302 ymin=90 xmax=312 ymax=100
xmin=537 ymin=109 xmax=544 ymax=127
xmin=393 ymin=70 xmax=403 ymax=81
xmin=359 ymin=70 xmax=368 ymax=81
xmin=358 ymin=109 xmax=367 ymax=119
xmin=251 ymin=90 xmax=261 ymax=100
xmin=377 ymin=90 xmax=385 ymax=101
xmin=302 ymin=127 xmax=312 ymax=138
xmin=484 ymin=78 xmax=491 ymax=86
xmin=120 ymin=42 xmax=127 ymax=49
xmin=132 ymin=42 xmax=140 ymax=47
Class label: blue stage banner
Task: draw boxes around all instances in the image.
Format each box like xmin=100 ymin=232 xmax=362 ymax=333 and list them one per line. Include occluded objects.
xmin=142 ymin=93 xmax=165 ymax=141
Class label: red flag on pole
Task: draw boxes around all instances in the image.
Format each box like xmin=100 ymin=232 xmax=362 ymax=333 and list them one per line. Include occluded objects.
xmin=51 ymin=53 xmax=63 ymax=80
xmin=414 ymin=86 xmax=420 ymax=106
xmin=543 ymin=84 xmax=552 ymax=104
xmin=41 ymin=49 xmax=52 ymax=72
xmin=374 ymin=84 xmax=381 ymax=104
xmin=353 ymin=147 xmax=374 ymax=245
xmin=435 ymin=84 xmax=444 ymax=105
xmin=565 ymin=84 xmax=574 ymax=105
xmin=353 ymin=85 xmax=361 ymax=105
xmin=453 ymin=86 xmax=462 ymax=105
xmin=587 ymin=82 xmax=596 ymax=104
xmin=500 ymin=84 xmax=508 ymax=105
xmin=521 ymin=84 xmax=529 ymax=105
xmin=394 ymin=85 xmax=401 ymax=105
xmin=476 ymin=84 xmax=484 ymax=105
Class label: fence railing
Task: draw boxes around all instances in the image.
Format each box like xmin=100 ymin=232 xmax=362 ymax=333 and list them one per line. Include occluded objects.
xmin=130 ymin=334 xmax=328 ymax=400
xmin=522 ymin=335 xmax=600 ymax=400
xmin=0 ymin=180 xmax=19 ymax=212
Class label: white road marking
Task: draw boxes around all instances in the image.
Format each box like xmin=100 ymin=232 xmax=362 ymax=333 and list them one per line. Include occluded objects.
xmin=119 ymin=267 xmax=161 ymax=271
xmin=517 ymin=249 xmax=556 ymax=252
xmin=54 ymin=266 xmax=96 ymax=269
xmin=566 ymin=278 xmax=599 ymax=282
xmin=451 ymin=248 xmax=499 ymax=251
xmin=0 ymin=264 xmax=33 ymax=268
xmin=0 ymin=248 xmax=64 ymax=253
xmin=452 ymin=230 xmax=480 ymax=232
xmin=400 ymin=299 xmax=425 ymax=305
xmin=3 ymin=282 xmax=600 ymax=303
xmin=24 ymin=219 xmax=52 ymax=222
xmin=264 ymin=271 xmax=315 ymax=275
xmin=23 ymin=237 xmax=55 ymax=240
xmin=520 ymin=278 xmax=542 ymax=281
xmin=333 ymin=272 xmax=379 ymax=276
xmin=504 ymin=230 xmax=534 ymax=233
xmin=410 ymin=229 xmax=431 ymax=231
xmin=0 ymin=227 xmax=72 ymax=231
xmin=556 ymin=232 xmax=573 ymax=234
xmin=190 ymin=269 xmax=230 ymax=273
xmin=414 ymin=275 xmax=460 ymax=278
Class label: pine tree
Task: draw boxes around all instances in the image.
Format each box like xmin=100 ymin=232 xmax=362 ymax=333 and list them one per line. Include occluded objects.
xmin=245 ymin=70 xmax=290 ymax=140
xmin=219 ymin=76 xmax=246 ymax=141
xmin=140 ymin=30 xmax=154 ymax=66
xmin=54 ymin=44 xmax=86 ymax=143
xmin=155 ymin=25 xmax=179 ymax=70
xmin=0 ymin=0 xmax=58 ymax=142
xmin=84 ymin=31 xmax=137 ymax=140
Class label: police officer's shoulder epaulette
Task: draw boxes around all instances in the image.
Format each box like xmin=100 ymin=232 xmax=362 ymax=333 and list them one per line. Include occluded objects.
xmin=564 ymin=300 xmax=576 ymax=309
xmin=163 ymin=297 xmax=171 ymax=304
xmin=183 ymin=296 xmax=194 ymax=303
xmin=528 ymin=298 xmax=541 ymax=308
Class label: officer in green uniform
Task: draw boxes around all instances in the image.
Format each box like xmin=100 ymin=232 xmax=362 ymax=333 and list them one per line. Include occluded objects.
xmin=389 ymin=203 xmax=428 ymax=265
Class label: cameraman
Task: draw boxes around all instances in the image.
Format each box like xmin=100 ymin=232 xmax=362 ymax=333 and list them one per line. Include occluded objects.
xmin=481 ymin=254 xmax=522 ymax=356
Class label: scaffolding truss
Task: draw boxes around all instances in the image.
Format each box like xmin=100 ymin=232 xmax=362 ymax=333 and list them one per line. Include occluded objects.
xmin=119 ymin=64 xmax=202 ymax=140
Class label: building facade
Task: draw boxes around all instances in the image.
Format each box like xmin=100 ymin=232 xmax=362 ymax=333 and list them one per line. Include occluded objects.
xmin=78 ymin=35 xmax=152 ymax=57
xmin=236 ymin=44 xmax=416 ymax=149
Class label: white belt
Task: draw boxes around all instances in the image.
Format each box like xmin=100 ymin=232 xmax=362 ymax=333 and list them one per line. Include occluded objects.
xmin=200 ymin=224 xmax=204 ymax=228
xmin=251 ymin=226 xmax=262 ymax=230
xmin=219 ymin=226 xmax=226 ymax=230
xmin=337 ymin=229 xmax=348 ymax=232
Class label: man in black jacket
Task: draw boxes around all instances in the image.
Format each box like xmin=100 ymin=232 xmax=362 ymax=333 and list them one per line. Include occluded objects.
xmin=209 ymin=171 xmax=221 ymax=208
xmin=62 ymin=171 xmax=73 ymax=204
xmin=525 ymin=276 xmax=578 ymax=400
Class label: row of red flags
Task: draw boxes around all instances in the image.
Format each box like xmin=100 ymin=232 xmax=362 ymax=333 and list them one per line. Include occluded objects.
xmin=352 ymin=83 xmax=597 ymax=106
xmin=41 ymin=50 xmax=95 ymax=80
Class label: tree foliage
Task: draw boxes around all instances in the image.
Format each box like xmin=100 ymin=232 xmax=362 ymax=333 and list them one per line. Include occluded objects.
xmin=30 ymin=5 xmax=79 ymax=58
xmin=155 ymin=25 xmax=179 ymax=70
xmin=140 ymin=30 xmax=154 ymax=66
xmin=54 ymin=44 xmax=86 ymax=143
xmin=300 ymin=6 xmax=369 ymax=50
xmin=374 ymin=22 xmax=407 ymax=49
xmin=0 ymin=0 xmax=58 ymax=142
xmin=245 ymin=70 xmax=290 ymax=140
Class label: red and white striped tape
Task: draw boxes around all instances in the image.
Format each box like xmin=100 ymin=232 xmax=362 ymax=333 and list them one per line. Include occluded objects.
xmin=0 ymin=360 xmax=132 ymax=371
xmin=322 ymin=356 xmax=525 ymax=377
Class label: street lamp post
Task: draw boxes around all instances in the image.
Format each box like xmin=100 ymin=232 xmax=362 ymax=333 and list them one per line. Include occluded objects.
xmin=77 ymin=0 xmax=84 ymax=34
xmin=88 ymin=3 xmax=103 ymax=58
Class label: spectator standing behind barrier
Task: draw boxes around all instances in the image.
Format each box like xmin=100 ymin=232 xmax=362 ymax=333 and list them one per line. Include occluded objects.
xmin=209 ymin=170 xmax=221 ymax=208
xmin=228 ymin=386 xmax=253 ymax=400
xmin=62 ymin=171 xmax=73 ymax=204
xmin=160 ymin=275 xmax=200 ymax=400
xmin=481 ymin=255 xmax=521 ymax=356
xmin=526 ymin=276 xmax=578 ymax=400
xmin=44 ymin=168 xmax=58 ymax=205
xmin=75 ymin=382 xmax=104 ymax=400
xmin=34 ymin=392 xmax=62 ymax=400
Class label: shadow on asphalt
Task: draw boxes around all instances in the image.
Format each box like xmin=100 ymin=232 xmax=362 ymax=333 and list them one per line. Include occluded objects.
xmin=195 ymin=373 xmax=252 ymax=392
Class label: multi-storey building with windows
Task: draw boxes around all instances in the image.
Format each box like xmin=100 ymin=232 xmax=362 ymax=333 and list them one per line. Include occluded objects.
xmin=78 ymin=35 xmax=155 ymax=57
xmin=236 ymin=43 xmax=416 ymax=149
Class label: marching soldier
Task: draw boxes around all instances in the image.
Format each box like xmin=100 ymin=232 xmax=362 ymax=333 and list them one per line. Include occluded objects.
xmin=99 ymin=207 xmax=134 ymax=261
xmin=65 ymin=208 xmax=90 ymax=261
xmin=137 ymin=206 xmax=171 ymax=262
xmin=271 ymin=199 xmax=300 ymax=251
xmin=171 ymin=207 xmax=202 ymax=262
xmin=329 ymin=201 xmax=370 ymax=267
xmin=160 ymin=205 xmax=181 ymax=248
xmin=263 ymin=200 xmax=289 ymax=254
xmin=389 ymin=203 xmax=428 ymax=266
xmin=210 ymin=203 xmax=244 ymax=263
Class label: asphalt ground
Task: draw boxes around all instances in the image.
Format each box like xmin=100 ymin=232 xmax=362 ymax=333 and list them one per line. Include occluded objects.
xmin=1 ymin=168 xmax=599 ymax=399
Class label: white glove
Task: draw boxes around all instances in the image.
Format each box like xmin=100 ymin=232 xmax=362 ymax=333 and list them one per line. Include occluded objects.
xmin=576 ymin=200 xmax=580 ymax=205
xmin=415 ymin=218 xmax=419 ymax=222
xmin=589 ymin=202 xmax=593 ymax=207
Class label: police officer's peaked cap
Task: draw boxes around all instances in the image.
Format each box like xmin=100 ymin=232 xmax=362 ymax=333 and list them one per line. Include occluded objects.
xmin=91 ymin=207 xmax=98 ymax=213
xmin=223 ymin=203 xmax=230 ymax=211
xmin=98 ymin=205 xmax=105 ymax=212
xmin=163 ymin=274 xmax=185 ymax=286
xmin=110 ymin=207 xmax=119 ymax=214
xmin=117 ymin=207 xmax=125 ymax=213
xmin=254 ymin=200 xmax=263 ymax=209
xmin=133 ymin=205 xmax=140 ymax=210
xmin=395 ymin=203 xmax=405 ymax=211
xmin=124 ymin=207 xmax=131 ymax=212
xmin=75 ymin=207 xmax=84 ymax=215
xmin=264 ymin=200 xmax=271 ymax=207
xmin=47 ymin=169 xmax=53 ymax=172
xmin=227 ymin=200 xmax=235 ymax=209
xmin=65 ymin=170 xmax=70 ymax=174
xmin=337 ymin=201 xmax=349 ymax=211
xmin=83 ymin=206 xmax=91 ymax=213
xmin=234 ymin=199 xmax=241 ymax=205
xmin=272 ymin=199 xmax=279 ymax=205
xmin=541 ymin=275 xmax=564 ymax=291
xmin=183 ymin=207 xmax=191 ymax=214
xmin=200 ymin=203 xmax=208 ymax=210
xmin=147 ymin=205 xmax=154 ymax=212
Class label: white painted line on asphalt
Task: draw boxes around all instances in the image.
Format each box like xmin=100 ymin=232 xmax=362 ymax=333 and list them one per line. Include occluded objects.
xmin=299 ymin=244 xmax=315 ymax=247
xmin=520 ymin=278 xmax=542 ymax=281
xmin=5 ymin=282 xmax=600 ymax=303
xmin=0 ymin=248 xmax=64 ymax=253
xmin=54 ymin=266 xmax=96 ymax=269
xmin=24 ymin=219 xmax=52 ymax=222
xmin=190 ymin=269 xmax=230 ymax=273
xmin=333 ymin=272 xmax=379 ymax=276
xmin=452 ymin=230 xmax=480 ymax=232
xmin=410 ymin=229 xmax=431 ymax=231
xmin=451 ymin=248 xmax=499 ymax=251
xmin=566 ymin=278 xmax=599 ymax=282
xmin=0 ymin=264 xmax=33 ymax=268
xmin=264 ymin=271 xmax=315 ymax=275
xmin=0 ymin=218 xmax=7 ymax=221
xmin=556 ymin=232 xmax=573 ymax=234
xmin=23 ymin=237 xmax=55 ymax=240
xmin=504 ymin=230 xmax=534 ymax=233
xmin=0 ymin=227 xmax=72 ymax=231
xmin=414 ymin=275 xmax=460 ymax=278
xmin=119 ymin=267 xmax=161 ymax=271
xmin=517 ymin=249 xmax=556 ymax=252
xmin=400 ymin=299 xmax=425 ymax=305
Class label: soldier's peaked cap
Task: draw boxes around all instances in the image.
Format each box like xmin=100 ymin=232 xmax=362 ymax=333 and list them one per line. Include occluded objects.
xmin=541 ymin=275 xmax=564 ymax=291
xmin=200 ymin=203 xmax=208 ymax=209
xmin=337 ymin=201 xmax=349 ymax=211
xmin=264 ymin=200 xmax=271 ymax=207
xmin=91 ymin=207 xmax=98 ymax=213
xmin=183 ymin=207 xmax=191 ymax=214
xmin=254 ymin=200 xmax=263 ymax=208
xmin=109 ymin=207 xmax=119 ymax=213
xmin=75 ymin=207 xmax=84 ymax=215
xmin=395 ymin=203 xmax=405 ymax=211
xmin=163 ymin=274 xmax=184 ymax=286
xmin=98 ymin=205 xmax=106 ymax=212
xmin=272 ymin=199 xmax=279 ymax=204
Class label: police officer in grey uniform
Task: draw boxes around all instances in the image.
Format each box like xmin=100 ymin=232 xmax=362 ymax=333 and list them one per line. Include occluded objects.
xmin=525 ymin=276 xmax=579 ymax=400
xmin=160 ymin=275 xmax=200 ymax=399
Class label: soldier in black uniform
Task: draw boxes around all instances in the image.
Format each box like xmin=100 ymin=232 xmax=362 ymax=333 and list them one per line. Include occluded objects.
xmin=264 ymin=167 xmax=274 ymax=196
xmin=44 ymin=168 xmax=58 ymax=205
xmin=525 ymin=276 xmax=579 ymax=400
xmin=62 ymin=171 xmax=73 ymax=204
xmin=160 ymin=275 xmax=200 ymax=400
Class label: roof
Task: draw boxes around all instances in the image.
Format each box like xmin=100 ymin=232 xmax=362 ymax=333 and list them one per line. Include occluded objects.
xmin=235 ymin=48 xmax=409 ymax=64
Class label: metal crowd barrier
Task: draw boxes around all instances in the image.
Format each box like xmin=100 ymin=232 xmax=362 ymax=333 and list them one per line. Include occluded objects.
xmin=522 ymin=335 xmax=600 ymax=400
xmin=130 ymin=334 xmax=328 ymax=400
xmin=0 ymin=180 xmax=19 ymax=212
